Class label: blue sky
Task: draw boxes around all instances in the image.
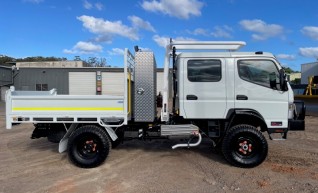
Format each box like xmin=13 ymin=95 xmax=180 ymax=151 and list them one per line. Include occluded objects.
xmin=1 ymin=0 xmax=318 ymax=71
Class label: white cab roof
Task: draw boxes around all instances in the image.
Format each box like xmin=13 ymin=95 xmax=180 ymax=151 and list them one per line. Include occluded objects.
xmin=177 ymin=52 xmax=275 ymax=59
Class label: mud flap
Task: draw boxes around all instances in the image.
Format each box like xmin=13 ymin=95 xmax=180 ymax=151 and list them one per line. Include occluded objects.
xmin=104 ymin=127 xmax=118 ymax=142
xmin=59 ymin=124 xmax=78 ymax=153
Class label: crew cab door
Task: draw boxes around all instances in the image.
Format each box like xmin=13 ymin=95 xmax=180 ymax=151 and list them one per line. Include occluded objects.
xmin=234 ymin=58 xmax=289 ymax=127
xmin=181 ymin=58 xmax=227 ymax=119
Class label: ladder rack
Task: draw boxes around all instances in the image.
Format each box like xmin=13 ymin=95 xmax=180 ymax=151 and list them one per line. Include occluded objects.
xmin=170 ymin=41 xmax=246 ymax=51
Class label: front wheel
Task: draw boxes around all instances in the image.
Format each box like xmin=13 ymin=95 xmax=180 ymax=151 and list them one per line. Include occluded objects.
xmin=221 ymin=124 xmax=268 ymax=168
xmin=68 ymin=125 xmax=111 ymax=168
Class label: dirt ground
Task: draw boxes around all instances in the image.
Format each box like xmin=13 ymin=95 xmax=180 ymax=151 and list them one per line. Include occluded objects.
xmin=0 ymin=101 xmax=317 ymax=193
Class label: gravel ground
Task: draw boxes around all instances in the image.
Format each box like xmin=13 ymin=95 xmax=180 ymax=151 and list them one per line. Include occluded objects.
xmin=0 ymin=101 xmax=318 ymax=193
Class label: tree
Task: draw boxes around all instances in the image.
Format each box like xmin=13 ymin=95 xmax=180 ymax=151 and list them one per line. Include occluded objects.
xmin=1 ymin=55 xmax=68 ymax=63
xmin=15 ymin=56 xmax=67 ymax=62
xmin=83 ymin=57 xmax=109 ymax=67
xmin=74 ymin=56 xmax=81 ymax=61
xmin=283 ymin=67 xmax=299 ymax=74
xmin=0 ymin=55 xmax=15 ymax=64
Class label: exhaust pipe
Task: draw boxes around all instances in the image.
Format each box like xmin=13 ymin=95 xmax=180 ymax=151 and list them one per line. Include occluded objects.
xmin=172 ymin=132 xmax=202 ymax=149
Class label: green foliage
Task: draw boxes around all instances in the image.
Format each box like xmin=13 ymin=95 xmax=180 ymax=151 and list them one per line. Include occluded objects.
xmin=0 ymin=55 xmax=110 ymax=68
xmin=291 ymin=78 xmax=301 ymax=85
xmin=74 ymin=56 xmax=110 ymax=67
xmin=16 ymin=56 xmax=67 ymax=62
xmin=0 ymin=55 xmax=67 ymax=64
xmin=0 ymin=55 xmax=15 ymax=64
xmin=283 ymin=66 xmax=299 ymax=73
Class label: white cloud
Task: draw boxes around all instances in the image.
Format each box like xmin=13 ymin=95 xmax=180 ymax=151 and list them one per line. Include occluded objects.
xmin=141 ymin=0 xmax=204 ymax=19
xmin=23 ymin=0 xmax=44 ymax=4
xmin=299 ymin=47 xmax=318 ymax=59
xmin=153 ymin=35 xmax=170 ymax=47
xmin=63 ymin=49 xmax=74 ymax=54
xmin=83 ymin=0 xmax=93 ymax=9
xmin=95 ymin=2 xmax=103 ymax=10
xmin=301 ymin=26 xmax=318 ymax=40
xmin=175 ymin=36 xmax=196 ymax=41
xmin=128 ymin=15 xmax=156 ymax=32
xmin=276 ymin=54 xmax=296 ymax=61
xmin=188 ymin=26 xmax=233 ymax=38
xmin=153 ymin=35 xmax=195 ymax=47
xmin=94 ymin=35 xmax=113 ymax=44
xmin=77 ymin=15 xmax=139 ymax=42
xmin=239 ymin=19 xmax=284 ymax=40
xmin=107 ymin=48 xmax=125 ymax=56
xmin=211 ymin=26 xmax=233 ymax=38
xmin=190 ymin=28 xmax=209 ymax=36
xmin=83 ymin=1 xmax=103 ymax=10
xmin=63 ymin=41 xmax=102 ymax=54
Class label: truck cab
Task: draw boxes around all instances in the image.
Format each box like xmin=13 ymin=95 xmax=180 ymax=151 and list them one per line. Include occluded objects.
xmin=177 ymin=51 xmax=292 ymax=130
xmin=160 ymin=41 xmax=305 ymax=167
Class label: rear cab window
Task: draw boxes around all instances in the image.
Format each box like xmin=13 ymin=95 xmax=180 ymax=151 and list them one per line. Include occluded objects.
xmin=187 ymin=59 xmax=222 ymax=82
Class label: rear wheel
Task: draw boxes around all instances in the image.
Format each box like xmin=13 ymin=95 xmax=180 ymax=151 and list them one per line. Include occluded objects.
xmin=68 ymin=125 xmax=111 ymax=168
xmin=222 ymin=124 xmax=268 ymax=168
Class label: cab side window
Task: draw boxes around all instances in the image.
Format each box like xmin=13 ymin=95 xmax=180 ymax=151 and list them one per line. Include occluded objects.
xmin=188 ymin=60 xmax=221 ymax=82
xmin=238 ymin=60 xmax=280 ymax=89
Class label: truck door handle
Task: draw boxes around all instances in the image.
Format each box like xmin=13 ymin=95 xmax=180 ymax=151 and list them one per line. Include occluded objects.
xmin=236 ymin=95 xmax=248 ymax=100
xmin=186 ymin=95 xmax=198 ymax=100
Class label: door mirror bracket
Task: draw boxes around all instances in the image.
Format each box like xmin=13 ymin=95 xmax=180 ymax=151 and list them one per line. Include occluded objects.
xmin=279 ymin=69 xmax=288 ymax=91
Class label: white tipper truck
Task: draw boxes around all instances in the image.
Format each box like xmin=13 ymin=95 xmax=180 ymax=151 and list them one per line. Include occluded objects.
xmin=5 ymin=40 xmax=306 ymax=168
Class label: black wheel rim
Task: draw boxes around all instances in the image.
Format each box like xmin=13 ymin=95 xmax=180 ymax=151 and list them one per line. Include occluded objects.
xmin=232 ymin=135 xmax=259 ymax=159
xmin=76 ymin=135 xmax=100 ymax=159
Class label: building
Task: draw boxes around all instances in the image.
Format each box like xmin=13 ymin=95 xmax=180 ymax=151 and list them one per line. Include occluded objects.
xmin=0 ymin=66 xmax=13 ymax=101
xmin=15 ymin=61 xmax=83 ymax=68
xmin=301 ymin=61 xmax=318 ymax=84
xmin=287 ymin=72 xmax=301 ymax=83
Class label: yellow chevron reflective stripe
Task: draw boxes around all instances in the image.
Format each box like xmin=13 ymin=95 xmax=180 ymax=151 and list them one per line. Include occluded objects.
xmin=13 ymin=107 xmax=124 ymax=111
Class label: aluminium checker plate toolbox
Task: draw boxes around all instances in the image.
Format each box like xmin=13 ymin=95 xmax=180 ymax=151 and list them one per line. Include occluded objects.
xmin=134 ymin=52 xmax=157 ymax=122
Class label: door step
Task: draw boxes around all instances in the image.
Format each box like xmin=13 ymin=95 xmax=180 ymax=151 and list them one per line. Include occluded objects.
xmin=268 ymin=132 xmax=287 ymax=141
xmin=161 ymin=124 xmax=199 ymax=136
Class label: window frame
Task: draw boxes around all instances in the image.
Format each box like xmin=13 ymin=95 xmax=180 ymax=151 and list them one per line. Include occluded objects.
xmin=187 ymin=59 xmax=222 ymax=82
xmin=35 ymin=83 xmax=48 ymax=91
xmin=237 ymin=59 xmax=280 ymax=89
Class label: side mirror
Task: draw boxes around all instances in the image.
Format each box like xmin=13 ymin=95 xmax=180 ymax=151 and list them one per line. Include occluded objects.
xmin=269 ymin=72 xmax=277 ymax=89
xmin=279 ymin=69 xmax=288 ymax=91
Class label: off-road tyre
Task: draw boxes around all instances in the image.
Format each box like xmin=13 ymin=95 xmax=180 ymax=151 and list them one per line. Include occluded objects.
xmin=68 ymin=125 xmax=111 ymax=168
xmin=221 ymin=124 xmax=268 ymax=168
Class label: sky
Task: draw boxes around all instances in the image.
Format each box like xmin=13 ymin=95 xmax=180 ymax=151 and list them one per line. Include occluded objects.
xmin=0 ymin=0 xmax=318 ymax=71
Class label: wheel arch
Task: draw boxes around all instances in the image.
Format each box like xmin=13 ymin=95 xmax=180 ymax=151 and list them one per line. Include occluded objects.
xmin=226 ymin=109 xmax=268 ymax=132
